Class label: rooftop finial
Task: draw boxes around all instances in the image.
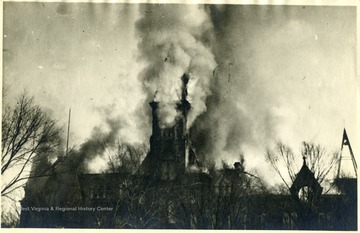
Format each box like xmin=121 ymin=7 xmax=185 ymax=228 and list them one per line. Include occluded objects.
xmin=303 ymin=156 xmax=307 ymax=165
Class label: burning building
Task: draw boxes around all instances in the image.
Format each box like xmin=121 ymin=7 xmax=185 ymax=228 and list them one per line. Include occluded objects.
xmin=19 ymin=73 xmax=211 ymax=228
xmin=140 ymin=74 xmax=191 ymax=180
xmin=18 ymin=74 xmax=357 ymax=230
xmin=140 ymin=73 xmax=202 ymax=180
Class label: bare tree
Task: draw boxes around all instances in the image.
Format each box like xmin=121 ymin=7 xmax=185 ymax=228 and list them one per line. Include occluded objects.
xmin=172 ymin=157 xmax=267 ymax=229
xmin=300 ymin=142 xmax=337 ymax=185
xmin=266 ymin=141 xmax=337 ymax=193
xmin=105 ymin=141 xmax=148 ymax=174
xmin=112 ymin=174 xmax=167 ymax=228
xmin=1 ymin=93 xmax=62 ymax=198
xmin=265 ymin=141 xmax=297 ymax=190
xmin=90 ymin=141 xmax=160 ymax=228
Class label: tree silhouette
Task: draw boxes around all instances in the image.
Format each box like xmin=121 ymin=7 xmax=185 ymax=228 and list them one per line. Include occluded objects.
xmin=1 ymin=93 xmax=62 ymax=226
xmin=266 ymin=141 xmax=337 ymax=193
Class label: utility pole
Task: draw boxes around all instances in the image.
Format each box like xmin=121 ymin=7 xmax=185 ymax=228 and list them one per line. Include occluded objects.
xmin=66 ymin=108 xmax=71 ymax=156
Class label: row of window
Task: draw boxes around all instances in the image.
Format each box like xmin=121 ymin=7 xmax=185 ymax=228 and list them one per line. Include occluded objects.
xmin=90 ymin=182 xmax=135 ymax=199
xmin=160 ymin=127 xmax=183 ymax=139
xmin=90 ymin=185 xmax=111 ymax=199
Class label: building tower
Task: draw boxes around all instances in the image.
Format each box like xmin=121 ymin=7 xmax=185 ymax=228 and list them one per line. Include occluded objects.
xmin=141 ymin=74 xmax=191 ymax=180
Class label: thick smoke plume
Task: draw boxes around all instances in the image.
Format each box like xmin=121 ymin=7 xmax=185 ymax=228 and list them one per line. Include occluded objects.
xmin=67 ymin=116 xmax=123 ymax=173
xmin=135 ymin=4 xmax=274 ymax=168
xmin=136 ymin=4 xmax=217 ymax=128
xmin=190 ymin=5 xmax=279 ymax=167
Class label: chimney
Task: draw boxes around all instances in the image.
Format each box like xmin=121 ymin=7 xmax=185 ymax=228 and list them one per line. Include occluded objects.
xmin=234 ymin=162 xmax=241 ymax=170
xmin=234 ymin=161 xmax=244 ymax=172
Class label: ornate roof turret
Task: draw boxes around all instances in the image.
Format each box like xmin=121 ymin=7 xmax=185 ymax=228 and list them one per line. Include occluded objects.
xmin=290 ymin=157 xmax=322 ymax=205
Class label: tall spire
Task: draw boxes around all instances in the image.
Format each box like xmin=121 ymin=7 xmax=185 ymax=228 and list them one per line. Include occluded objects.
xmin=337 ymin=128 xmax=357 ymax=178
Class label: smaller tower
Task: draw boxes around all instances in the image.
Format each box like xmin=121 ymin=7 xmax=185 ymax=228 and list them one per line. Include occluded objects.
xmin=177 ymin=74 xmax=191 ymax=169
xmin=149 ymin=100 xmax=159 ymax=154
xmin=290 ymin=156 xmax=322 ymax=205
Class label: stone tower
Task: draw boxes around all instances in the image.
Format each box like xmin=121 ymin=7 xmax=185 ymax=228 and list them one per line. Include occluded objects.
xmin=141 ymin=74 xmax=191 ymax=180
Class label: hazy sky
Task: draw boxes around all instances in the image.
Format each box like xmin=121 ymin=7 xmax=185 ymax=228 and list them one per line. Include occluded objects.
xmin=4 ymin=3 xmax=144 ymax=143
xmin=3 ymin=3 xmax=358 ymax=182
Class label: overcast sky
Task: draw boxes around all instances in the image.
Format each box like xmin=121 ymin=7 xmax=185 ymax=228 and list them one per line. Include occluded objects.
xmin=3 ymin=2 xmax=358 ymax=183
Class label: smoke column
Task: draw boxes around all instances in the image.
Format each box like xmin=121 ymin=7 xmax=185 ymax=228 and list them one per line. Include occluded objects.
xmin=190 ymin=5 xmax=279 ymax=168
xmin=189 ymin=5 xmax=356 ymax=176
xmin=135 ymin=4 xmax=270 ymax=169
xmin=136 ymin=4 xmax=217 ymax=128
xmin=67 ymin=116 xmax=123 ymax=173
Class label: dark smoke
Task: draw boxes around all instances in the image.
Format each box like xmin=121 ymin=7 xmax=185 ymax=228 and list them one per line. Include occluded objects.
xmin=134 ymin=4 xmax=276 ymax=166
xmin=66 ymin=116 xmax=123 ymax=173
xmin=190 ymin=5 xmax=278 ymax=165
xmin=43 ymin=5 xmax=282 ymax=173
xmin=71 ymin=5 xmax=279 ymax=170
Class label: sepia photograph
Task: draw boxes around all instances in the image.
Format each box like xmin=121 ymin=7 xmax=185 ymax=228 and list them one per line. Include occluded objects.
xmin=1 ymin=1 xmax=358 ymax=230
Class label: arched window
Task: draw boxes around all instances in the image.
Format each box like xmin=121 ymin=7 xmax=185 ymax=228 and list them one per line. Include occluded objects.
xmin=298 ymin=186 xmax=313 ymax=203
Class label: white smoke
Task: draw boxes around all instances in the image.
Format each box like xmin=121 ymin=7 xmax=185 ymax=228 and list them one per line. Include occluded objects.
xmin=136 ymin=4 xmax=217 ymax=128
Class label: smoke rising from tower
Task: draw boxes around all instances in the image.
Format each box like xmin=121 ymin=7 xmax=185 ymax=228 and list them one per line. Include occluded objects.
xmin=136 ymin=4 xmax=217 ymax=128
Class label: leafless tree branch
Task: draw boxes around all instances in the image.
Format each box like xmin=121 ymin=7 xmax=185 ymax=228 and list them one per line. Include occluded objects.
xmin=1 ymin=92 xmax=63 ymax=226
xmin=266 ymin=140 xmax=338 ymax=194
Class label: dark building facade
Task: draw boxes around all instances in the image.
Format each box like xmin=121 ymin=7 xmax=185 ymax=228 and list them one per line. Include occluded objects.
xmin=140 ymin=74 xmax=192 ymax=180
xmin=19 ymin=74 xmax=357 ymax=230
